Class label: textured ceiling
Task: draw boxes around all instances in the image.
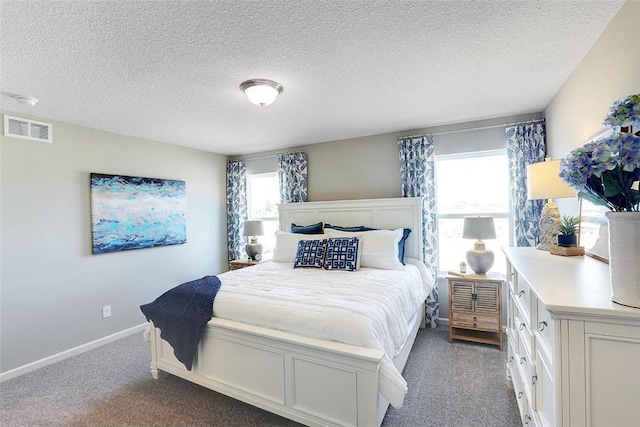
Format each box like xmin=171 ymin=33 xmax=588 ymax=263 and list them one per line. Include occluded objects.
xmin=0 ymin=1 xmax=624 ymax=155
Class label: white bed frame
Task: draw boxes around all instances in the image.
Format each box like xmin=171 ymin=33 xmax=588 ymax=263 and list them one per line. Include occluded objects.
xmin=148 ymin=197 xmax=425 ymax=427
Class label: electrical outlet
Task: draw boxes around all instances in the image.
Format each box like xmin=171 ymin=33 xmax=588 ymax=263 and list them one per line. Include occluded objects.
xmin=102 ymin=305 xmax=111 ymax=318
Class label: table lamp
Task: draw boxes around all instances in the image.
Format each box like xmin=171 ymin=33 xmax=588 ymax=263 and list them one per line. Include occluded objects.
xmin=463 ymin=216 xmax=496 ymax=275
xmin=526 ymin=159 xmax=576 ymax=251
xmin=243 ymin=220 xmax=264 ymax=261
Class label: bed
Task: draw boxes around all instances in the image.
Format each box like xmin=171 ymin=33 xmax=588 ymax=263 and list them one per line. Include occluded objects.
xmin=146 ymin=197 xmax=430 ymax=427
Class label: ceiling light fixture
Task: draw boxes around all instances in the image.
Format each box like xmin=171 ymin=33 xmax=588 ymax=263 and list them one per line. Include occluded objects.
xmin=15 ymin=96 xmax=38 ymax=106
xmin=0 ymin=91 xmax=38 ymax=106
xmin=240 ymin=79 xmax=283 ymax=107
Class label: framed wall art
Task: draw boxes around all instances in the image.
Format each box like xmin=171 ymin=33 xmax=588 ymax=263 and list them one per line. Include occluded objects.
xmin=90 ymin=173 xmax=186 ymax=254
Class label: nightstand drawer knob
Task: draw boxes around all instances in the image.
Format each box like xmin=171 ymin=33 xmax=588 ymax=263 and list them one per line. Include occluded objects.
xmin=538 ymin=321 xmax=547 ymax=331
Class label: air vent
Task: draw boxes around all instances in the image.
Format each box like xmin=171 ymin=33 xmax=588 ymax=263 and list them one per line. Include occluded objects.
xmin=3 ymin=114 xmax=52 ymax=143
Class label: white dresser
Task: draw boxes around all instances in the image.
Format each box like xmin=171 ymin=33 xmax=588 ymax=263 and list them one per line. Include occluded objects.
xmin=504 ymin=247 xmax=640 ymax=427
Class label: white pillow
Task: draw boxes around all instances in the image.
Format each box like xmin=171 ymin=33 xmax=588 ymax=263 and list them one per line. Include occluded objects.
xmin=325 ymin=228 xmax=404 ymax=270
xmin=272 ymin=231 xmax=327 ymax=262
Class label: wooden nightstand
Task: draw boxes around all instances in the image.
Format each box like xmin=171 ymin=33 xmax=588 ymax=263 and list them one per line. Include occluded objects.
xmin=448 ymin=272 xmax=504 ymax=350
xmin=229 ymin=259 xmax=259 ymax=271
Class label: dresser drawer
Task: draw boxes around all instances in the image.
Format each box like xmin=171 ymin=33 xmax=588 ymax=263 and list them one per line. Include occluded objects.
xmin=535 ymin=301 xmax=555 ymax=360
xmin=517 ymin=330 xmax=535 ymax=402
xmin=451 ymin=311 xmax=500 ymax=332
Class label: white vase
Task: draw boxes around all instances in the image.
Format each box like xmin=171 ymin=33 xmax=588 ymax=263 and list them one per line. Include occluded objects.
xmin=606 ymin=211 xmax=640 ymax=309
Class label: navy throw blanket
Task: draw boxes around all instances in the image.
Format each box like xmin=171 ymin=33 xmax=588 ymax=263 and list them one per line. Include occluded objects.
xmin=140 ymin=275 xmax=221 ymax=371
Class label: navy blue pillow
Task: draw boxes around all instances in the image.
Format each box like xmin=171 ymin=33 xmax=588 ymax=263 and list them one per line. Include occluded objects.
xmin=291 ymin=222 xmax=323 ymax=234
xmin=294 ymin=239 xmax=327 ymax=268
xmin=324 ymin=237 xmax=359 ymax=271
xmin=397 ymin=228 xmax=412 ymax=264
xmin=325 ymin=224 xmax=411 ymax=264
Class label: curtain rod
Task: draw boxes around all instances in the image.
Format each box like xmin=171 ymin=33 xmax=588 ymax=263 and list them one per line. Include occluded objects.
xmin=398 ymin=118 xmax=544 ymax=140
xmin=231 ymin=150 xmax=306 ymax=162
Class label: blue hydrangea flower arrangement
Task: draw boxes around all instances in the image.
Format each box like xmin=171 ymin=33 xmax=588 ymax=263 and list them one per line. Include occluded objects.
xmin=559 ymin=94 xmax=640 ymax=212
xmin=603 ymin=94 xmax=640 ymax=129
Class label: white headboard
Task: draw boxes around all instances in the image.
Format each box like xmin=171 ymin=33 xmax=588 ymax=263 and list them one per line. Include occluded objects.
xmin=278 ymin=197 xmax=424 ymax=261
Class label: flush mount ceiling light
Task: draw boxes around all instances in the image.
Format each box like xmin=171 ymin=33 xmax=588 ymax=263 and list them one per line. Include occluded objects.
xmin=240 ymin=79 xmax=283 ymax=107
xmin=0 ymin=91 xmax=38 ymax=106
xmin=15 ymin=96 xmax=38 ymax=106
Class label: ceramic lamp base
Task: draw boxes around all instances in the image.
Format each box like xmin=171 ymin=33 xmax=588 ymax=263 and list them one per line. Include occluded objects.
xmin=466 ymin=240 xmax=494 ymax=275
xmin=537 ymin=201 xmax=562 ymax=251
xmin=246 ymin=240 xmax=263 ymax=261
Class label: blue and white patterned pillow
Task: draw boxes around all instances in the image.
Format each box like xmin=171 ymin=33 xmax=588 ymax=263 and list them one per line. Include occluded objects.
xmin=324 ymin=237 xmax=360 ymax=271
xmin=294 ymin=239 xmax=327 ymax=268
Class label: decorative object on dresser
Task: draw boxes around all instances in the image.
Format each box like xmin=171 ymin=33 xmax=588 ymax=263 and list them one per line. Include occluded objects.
xmin=462 ymin=216 xmax=496 ymax=274
xmin=526 ymin=158 xmax=576 ymax=251
xmin=243 ymin=220 xmax=264 ymax=261
xmin=448 ymin=272 xmax=503 ymax=350
xmin=556 ymin=215 xmax=579 ymax=247
xmin=559 ymin=93 xmax=640 ymax=308
xmin=550 ymin=215 xmax=584 ymax=256
xmin=504 ymin=247 xmax=640 ymax=427
xmin=228 ymin=259 xmax=260 ymax=271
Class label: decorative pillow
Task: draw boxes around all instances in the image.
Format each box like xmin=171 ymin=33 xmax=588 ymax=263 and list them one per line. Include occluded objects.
xmin=359 ymin=229 xmax=404 ymax=270
xmin=398 ymin=228 xmax=412 ymax=264
xmin=294 ymin=239 xmax=327 ymax=268
xmin=272 ymin=231 xmax=327 ymax=262
xmin=324 ymin=224 xmax=373 ymax=232
xmin=326 ymin=225 xmax=411 ymax=264
xmin=324 ymin=237 xmax=360 ymax=271
xmin=325 ymin=228 xmax=404 ymax=270
xmin=291 ymin=222 xmax=324 ymax=234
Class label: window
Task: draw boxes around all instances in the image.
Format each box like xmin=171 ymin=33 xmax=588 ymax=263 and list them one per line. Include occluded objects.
xmin=247 ymin=172 xmax=280 ymax=259
xmin=435 ymin=150 xmax=511 ymax=274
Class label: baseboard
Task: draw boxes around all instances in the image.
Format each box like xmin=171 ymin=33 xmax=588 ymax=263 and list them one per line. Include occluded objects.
xmin=0 ymin=323 xmax=147 ymax=383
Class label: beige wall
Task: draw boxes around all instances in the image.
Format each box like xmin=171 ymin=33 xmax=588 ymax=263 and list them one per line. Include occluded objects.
xmin=0 ymin=113 xmax=227 ymax=373
xmin=545 ymin=1 xmax=639 ymax=216
xmin=545 ymin=1 xmax=640 ymax=161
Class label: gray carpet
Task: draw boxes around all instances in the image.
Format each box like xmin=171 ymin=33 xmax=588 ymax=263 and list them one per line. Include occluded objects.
xmin=0 ymin=326 xmax=521 ymax=426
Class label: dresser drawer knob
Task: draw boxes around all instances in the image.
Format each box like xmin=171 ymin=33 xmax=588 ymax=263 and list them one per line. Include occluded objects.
xmin=509 ymin=356 xmax=514 ymax=363
xmin=518 ymin=391 xmax=523 ymax=399
xmin=532 ymin=375 xmax=537 ymax=385
xmin=538 ymin=321 xmax=547 ymax=331
xmin=520 ymin=357 xmax=526 ymax=365
xmin=525 ymin=415 xmax=532 ymax=424
xmin=518 ymin=290 xmax=525 ymax=298
xmin=519 ymin=323 xmax=526 ymax=331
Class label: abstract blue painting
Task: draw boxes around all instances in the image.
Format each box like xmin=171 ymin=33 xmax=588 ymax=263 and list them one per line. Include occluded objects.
xmin=90 ymin=173 xmax=186 ymax=254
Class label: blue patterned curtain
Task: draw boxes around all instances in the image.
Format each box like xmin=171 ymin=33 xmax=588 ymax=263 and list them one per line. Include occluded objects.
xmin=398 ymin=134 xmax=439 ymax=328
xmin=277 ymin=152 xmax=308 ymax=203
xmin=506 ymin=121 xmax=547 ymax=247
xmin=226 ymin=160 xmax=248 ymax=261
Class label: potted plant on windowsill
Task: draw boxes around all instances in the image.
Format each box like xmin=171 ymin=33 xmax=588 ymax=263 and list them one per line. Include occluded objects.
xmin=557 ymin=215 xmax=579 ymax=247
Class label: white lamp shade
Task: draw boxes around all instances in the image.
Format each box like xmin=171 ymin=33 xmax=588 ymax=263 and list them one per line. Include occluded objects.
xmin=240 ymin=79 xmax=283 ymax=107
xmin=526 ymin=159 xmax=576 ymax=200
xmin=462 ymin=216 xmax=496 ymax=240
xmin=243 ymin=220 xmax=264 ymax=236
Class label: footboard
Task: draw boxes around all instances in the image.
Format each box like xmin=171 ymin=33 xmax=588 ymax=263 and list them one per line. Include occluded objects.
xmin=150 ymin=318 xmax=386 ymax=427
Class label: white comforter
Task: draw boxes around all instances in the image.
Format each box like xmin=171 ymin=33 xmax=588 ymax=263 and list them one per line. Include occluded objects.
xmin=212 ymin=257 xmax=432 ymax=408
